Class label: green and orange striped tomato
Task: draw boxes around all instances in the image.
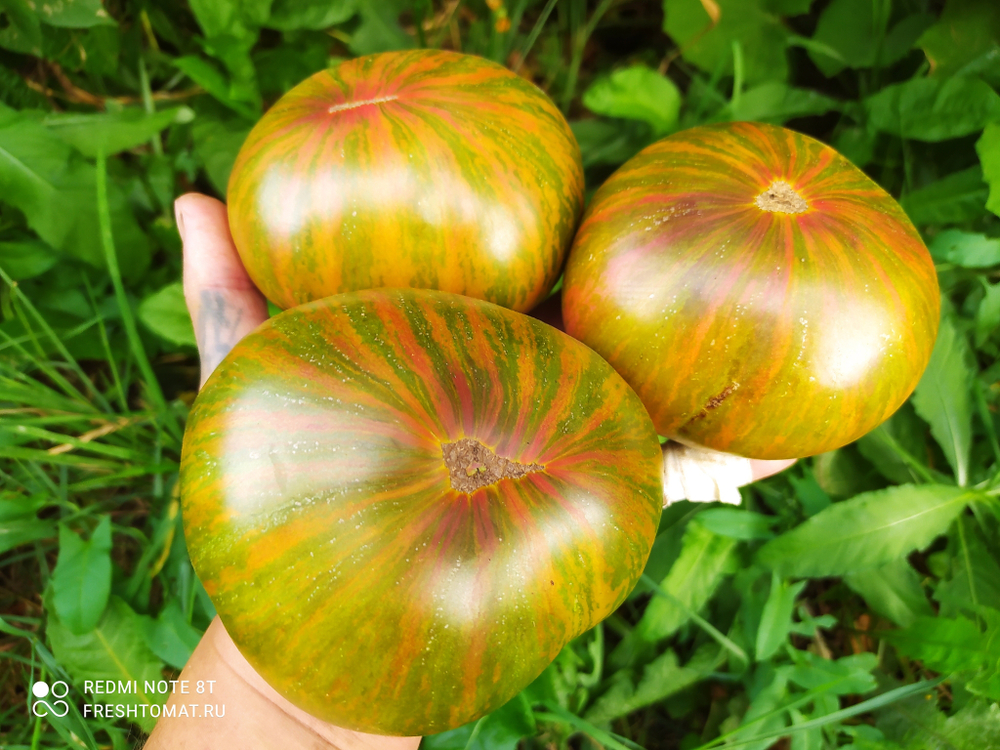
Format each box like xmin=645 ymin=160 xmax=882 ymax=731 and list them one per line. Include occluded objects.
xmin=227 ymin=50 xmax=584 ymax=312
xmin=180 ymin=289 xmax=662 ymax=736
xmin=562 ymin=122 xmax=940 ymax=459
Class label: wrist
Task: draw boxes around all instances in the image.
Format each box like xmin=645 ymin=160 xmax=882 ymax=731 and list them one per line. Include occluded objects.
xmin=144 ymin=617 xmax=421 ymax=750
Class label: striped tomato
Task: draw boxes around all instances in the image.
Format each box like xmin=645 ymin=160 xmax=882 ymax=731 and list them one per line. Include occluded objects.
xmin=562 ymin=122 xmax=940 ymax=459
xmin=227 ymin=50 xmax=584 ymax=312
xmin=180 ymin=289 xmax=662 ymax=735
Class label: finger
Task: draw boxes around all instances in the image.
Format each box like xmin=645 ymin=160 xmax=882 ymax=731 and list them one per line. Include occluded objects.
xmin=177 ymin=193 xmax=269 ymax=387
xmin=749 ymin=458 xmax=797 ymax=482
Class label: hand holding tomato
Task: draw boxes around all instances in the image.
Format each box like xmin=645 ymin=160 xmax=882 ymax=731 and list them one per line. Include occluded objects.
xmin=143 ymin=193 xmax=420 ymax=750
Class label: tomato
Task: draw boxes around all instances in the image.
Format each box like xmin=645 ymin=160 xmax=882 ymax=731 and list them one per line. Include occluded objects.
xmin=180 ymin=288 xmax=662 ymax=735
xmin=562 ymin=122 xmax=939 ymax=459
xmin=228 ymin=49 xmax=584 ymax=313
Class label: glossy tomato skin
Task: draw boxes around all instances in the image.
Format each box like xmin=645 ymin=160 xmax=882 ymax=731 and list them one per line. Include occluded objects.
xmin=227 ymin=50 xmax=584 ymax=312
xmin=562 ymin=122 xmax=940 ymax=460
xmin=180 ymin=289 xmax=662 ymax=736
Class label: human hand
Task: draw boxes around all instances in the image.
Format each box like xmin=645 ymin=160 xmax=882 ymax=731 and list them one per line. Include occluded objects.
xmin=143 ymin=193 xmax=420 ymax=750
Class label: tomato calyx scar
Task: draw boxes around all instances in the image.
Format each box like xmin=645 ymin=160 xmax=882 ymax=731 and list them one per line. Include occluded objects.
xmin=442 ymin=438 xmax=543 ymax=493
xmin=327 ymin=95 xmax=400 ymax=114
xmin=755 ymin=180 xmax=808 ymax=214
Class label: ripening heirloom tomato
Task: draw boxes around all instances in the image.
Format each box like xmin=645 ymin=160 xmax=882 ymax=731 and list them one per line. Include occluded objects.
xmin=562 ymin=122 xmax=940 ymax=460
xmin=180 ymin=289 xmax=662 ymax=736
xmin=227 ymin=49 xmax=584 ymax=312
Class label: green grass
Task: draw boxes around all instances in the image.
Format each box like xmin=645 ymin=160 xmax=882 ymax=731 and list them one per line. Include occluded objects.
xmin=3 ymin=1 xmax=1000 ymax=748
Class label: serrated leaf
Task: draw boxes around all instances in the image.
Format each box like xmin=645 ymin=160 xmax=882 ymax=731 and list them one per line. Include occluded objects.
xmin=783 ymin=652 xmax=878 ymax=694
xmin=900 ymin=166 xmax=989 ymax=226
xmin=756 ymin=574 xmax=807 ymax=660
xmin=844 ymin=559 xmax=933 ymax=627
xmin=585 ymin=645 xmax=720 ymax=725
xmin=51 ymin=516 xmax=112 ymax=635
xmin=138 ymin=282 xmax=196 ymax=348
xmin=930 ymin=229 xmax=1000 ymax=268
xmin=865 ymin=76 xmax=1000 ymax=142
xmin=663 ymin=0 xmax=792 ymax=84
xmin=43 ymin=107 xmax=194 ymax=158
xmin=612 ymin=519 xmax=736 ymax=668
xmin=48 ymin=596 xmax=164 ymax=732
xmin=633 ymin=519 xmax=736 ymax=643
xmin=887 ymin=614 xmax=988 ymax=673
xmin=977 ymin=122 xmax=1000 ymax=218
xmin=756 ymin=485 xmax=974 ymax=577
xmin=583 ymin=65 xmax=681 ymax=137
xmin=912 ymin=315 xmax=973 ymax=485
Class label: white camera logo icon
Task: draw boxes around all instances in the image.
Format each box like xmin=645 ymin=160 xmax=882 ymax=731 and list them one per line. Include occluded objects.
xmin=31 ymin=681 xmax=70 ymax=718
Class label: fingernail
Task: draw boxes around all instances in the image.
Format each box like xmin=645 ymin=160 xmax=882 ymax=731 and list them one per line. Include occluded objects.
xmin=174 ymin=200 xmax=187 ymax=243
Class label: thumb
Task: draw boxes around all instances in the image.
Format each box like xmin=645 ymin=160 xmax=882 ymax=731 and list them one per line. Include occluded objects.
xmin=177 ymin=193 xmax=270 ymax=387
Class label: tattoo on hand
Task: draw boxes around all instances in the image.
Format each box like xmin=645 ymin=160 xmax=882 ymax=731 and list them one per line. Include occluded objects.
xmin=197 ymin=290 xmax=244 ymax=379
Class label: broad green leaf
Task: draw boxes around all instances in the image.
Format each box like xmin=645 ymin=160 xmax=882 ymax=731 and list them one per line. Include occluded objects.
xmin=900 ymin=166 xmax=989 ymax=225
xmin=191 ymin=114 xmax=253 ymax=197
xmin=912 ymin=315 xmax=974 ymax=485
xmin=930 ymin=229 xmax=1000 ymax=267
xmin=585 ymin=645 xmax=720 ymax=726
xmin=142 ymin=599 xmax=202 ymax=670
xmin=729 ymin=82 xmax=840 ymax=123
xmin=808 ymin=0 xmax=928 ymax=77
xmin=697 ymin=507 xmax=778 ymax=540
xmin=570 ymin=119 xmax=647 ymax=168
xmin=582 ymin=65 xmax=681 ymax=137
xmin=0 ymin=113 xmax=150 ymax=278
xmin=886 ymin=614 xmax=988 ymax=673
xmin=762 ymin=0 xmax=814 ymax=14
xmin=783 ymin=652 xmax=878 ymax=694
xmin=663 ymin=0 xmax=792 ymax=84
xmin=349 ymin=2 xmax=414 ymax=55
xmin=856 ymin=403 xmax=930 ymax=486
xmin=756 ymin=485 xmax=974 ymax=577
xmin=266 ymin=0 xmax=356 ymax=30
xmin=756 ymin=574 xmax=806 ymax=660
xmin=865 ymin=75 xmax=1000 ymax=142
xmin=976 ymin=283 xmax=1000 ymax=347
xmin=43 ymin=107 xmax=194 ymax=158
xmin=48 ymin=596 xmax=164 ymax=732
xmin=918 ymin=0 xmax=1000 ymax=78
xmin=732 ymin=666 xmax=789 ymax=750
xmin=0 ymin=517 xmax=57 ymax=554
xmin=844 ymin=559 xmax=933 ymax=627
xmin=0 ymin=0 xmax=41 ymax=53
xmin=0 ymin=238 xmax=58 ymax=280
xmin=37 ymin=0 xmax=115 ymax=28
xmin=977 ymin=122 xmax=1000 ymax=218
xmin=138 ymin=282 xmax=196 ymax=348
xmin=788 ymin=468 xmax=831 ymax=516
xmin=51 ymin=516 xmax=112 ymax=635
xmin=832 ymin=125 xmax=876 ymax=168
xmin=173 ymin=56 xmax=257 ymax=120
